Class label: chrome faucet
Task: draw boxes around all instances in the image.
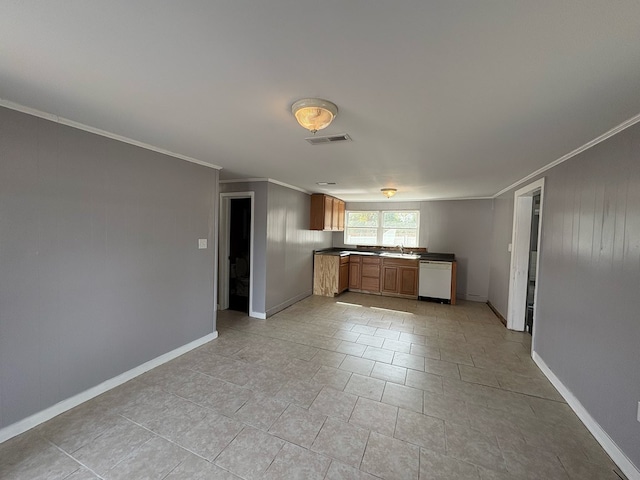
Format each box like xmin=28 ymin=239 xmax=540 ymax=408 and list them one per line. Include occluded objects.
xmin=396 ymin=244 xmax=404 ymax=254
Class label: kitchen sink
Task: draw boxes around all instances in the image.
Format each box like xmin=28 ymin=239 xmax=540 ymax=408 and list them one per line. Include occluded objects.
xmin=379 ymin=252 xmax=421 ymax=260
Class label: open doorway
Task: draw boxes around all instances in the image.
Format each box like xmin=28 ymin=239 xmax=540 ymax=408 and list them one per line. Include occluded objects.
xmin=219 ymin=192 xmax=254 ymax=316
xmin=525 ymin=193 xmax=541 ymax=334
xmin=507 ymin=178 xmax=545 ymax=342
xmin=228 ymin=198 xmax=251 ymax=312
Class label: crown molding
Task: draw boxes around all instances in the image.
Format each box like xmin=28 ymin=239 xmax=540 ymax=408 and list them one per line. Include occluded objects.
xmin=0 ymin=98 xmax=222 ymax=170
xmin=219 ymin=177 xmax=270 ymax=183
xmin=494 ymin=111 xmax=640 ymax=198
xmin=220 ymin=177 xmax=310 ymax=194
xmin=267 ymin=178 xmax=310 ymax=194
xmin=421 ymin=196 xmax=494 ymax=201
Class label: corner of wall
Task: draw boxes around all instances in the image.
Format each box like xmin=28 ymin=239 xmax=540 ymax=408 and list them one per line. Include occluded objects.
xmin=532 ymin=351 xmax=640 ymax=480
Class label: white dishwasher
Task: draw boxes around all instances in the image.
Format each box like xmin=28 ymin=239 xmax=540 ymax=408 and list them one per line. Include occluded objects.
xmin=419 ymin=261 xmax=452 ymax=302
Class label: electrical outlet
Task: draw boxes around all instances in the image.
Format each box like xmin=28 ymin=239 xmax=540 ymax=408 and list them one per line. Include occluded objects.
xmin=637 ymin=402 xmax=640 ymax=423
xmin=198 ymin=239 xmax=207 ymax=249
xmin=508 ymin=243 xmax=512 ymax=252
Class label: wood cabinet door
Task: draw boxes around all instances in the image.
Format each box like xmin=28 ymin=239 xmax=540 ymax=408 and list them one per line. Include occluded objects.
xmin=361 ymin=276 xmax=380 ymax=292
xmin=324 ymin=196 xmax=334 ymax=231
xmin=398 ymin=267 xmax=418 ymax=296
xmin=349 ymin=261 xmax=361 ymax=289
xmin=332 ymin=199 xmax=340 ymax=231
xmin=361 ymin=263 xmax=379 ymax=278
xmin=381 ymin=265 xmax=399 ymax=293
xmin=339 ymin=262 xmax=349 ymax=292
xmin=309 ymin=194 xmax=325 ymax=230
xmin=336 ymin=200 xmax=345 ymax=231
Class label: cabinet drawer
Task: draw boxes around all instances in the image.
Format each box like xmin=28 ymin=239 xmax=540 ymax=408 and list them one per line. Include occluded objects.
xmin=362 ymin=264 xmax=380 ymax=278
xmin=361 ymin=276 xmax=380 ymax=292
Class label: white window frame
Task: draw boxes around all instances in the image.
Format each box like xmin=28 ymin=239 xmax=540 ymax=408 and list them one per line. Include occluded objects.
xmin=344 ymin=210 xmax=420 ymax=247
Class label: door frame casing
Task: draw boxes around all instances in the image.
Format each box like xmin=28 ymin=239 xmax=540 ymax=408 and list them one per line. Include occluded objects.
xmin=219 ymin=192 xmax=256 ymax=317
xmin=507 ymin=178 xmax=545 ymax=342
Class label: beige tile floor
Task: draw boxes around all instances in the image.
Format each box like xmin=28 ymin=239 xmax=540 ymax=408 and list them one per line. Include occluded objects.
xmin=0 ymin=293 xmax=625 ymax=479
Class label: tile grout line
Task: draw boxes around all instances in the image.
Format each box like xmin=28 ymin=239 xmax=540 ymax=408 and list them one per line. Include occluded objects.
xmin=43 ymin=436 xmax=107 ymax=480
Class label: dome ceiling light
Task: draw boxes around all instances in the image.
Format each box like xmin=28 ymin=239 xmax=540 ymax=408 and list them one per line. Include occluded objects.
xmin=292 ymin=98 xmax=338 ymax=134
xmin=381 ymin=188 xmax=397 ymax=198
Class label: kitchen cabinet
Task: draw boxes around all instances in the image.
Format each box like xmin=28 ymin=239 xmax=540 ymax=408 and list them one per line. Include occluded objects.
xmin=339 ymin=258 xmax=349 ymax=293
xmin=336 ymin=200 xmax=345 ymax=231
xmin=358 ymin=256 xmax=380 ymax=294
xmin=310 ymin=194 xmax=345 ymax=231
xmin=314 ymin=250 xmax=453 ymax=301
xmin=313 ymin=254 xmax=349 ymax=296
xmin=349 ymin=255 xmax=361 ymax=290
xmin=380 ymin=257 xmax=419 ymax=299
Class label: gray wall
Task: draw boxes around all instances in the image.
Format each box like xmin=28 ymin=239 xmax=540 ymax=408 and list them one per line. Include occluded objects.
xmin=0 ymin=106 xmax=218 ymax=430
xmin=333 ymin=199 xmax=494 ymax=301
xmin=487 ymin=194 xmax=515 ymax=316
xmin=219 ymin=181 xmax=332 ymax=317
xmin=488 ymin=124 xmax=640 ymax=468
xmin=266 ymin=183 xmax=333 ymax=316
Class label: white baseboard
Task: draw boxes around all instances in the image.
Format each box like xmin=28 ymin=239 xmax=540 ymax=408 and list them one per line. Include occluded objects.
xmin=460 ymin=293 xmax=488 ymax=302
xmin=266 ymin=290 xmax=312 ymax=318
xmin=0 ymin=331 xmax=218 ymax=444
xmin=532 ymin=351 xmax=639 ymax=480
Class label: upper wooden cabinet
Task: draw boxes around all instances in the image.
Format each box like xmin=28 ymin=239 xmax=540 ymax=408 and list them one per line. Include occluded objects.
xmin=310 ymin=194 xmax=345 ymax=231
xmin=336 ymin=201 xmax=345 ymax=231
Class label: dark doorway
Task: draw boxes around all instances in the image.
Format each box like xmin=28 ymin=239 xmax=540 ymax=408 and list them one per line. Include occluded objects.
xmin=229 ymin=198 xmax=251 ymax=313
xmin=525 ymin=192 xmax=541 ymax=334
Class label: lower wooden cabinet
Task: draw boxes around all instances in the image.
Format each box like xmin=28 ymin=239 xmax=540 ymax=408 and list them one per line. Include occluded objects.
xmin=398 ymin=266 xmax=418 ymax=296
xmin=381 ymin=265 xmax=398 ymax=293
xmin=349 ymin=256 xmax=362 ymax=290
xmin=313 ymin=254 xmax=350 ymax=296
xmin=339 ymin=259 xmax=349 ymax=293
xmin=314 ymin=253 xmax=417 ymax=299
xmin=380 ymin=258 xmax=418 ymax=298
xmin=350 ymin=255 xmax=381 ymax=294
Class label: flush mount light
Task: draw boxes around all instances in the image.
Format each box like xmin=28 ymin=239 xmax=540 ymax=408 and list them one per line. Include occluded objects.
xmin=381 ymin=188 xmax=397 ymax=198
xmin=292 ymin=98 xmax=338 ymax=134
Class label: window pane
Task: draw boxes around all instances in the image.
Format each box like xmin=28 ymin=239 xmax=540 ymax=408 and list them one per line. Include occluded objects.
xmin=381 ymin=228 xmax=418 ymax=247
xmin=345 ymin=228 xmax=378 ymax=245
xmin=382 ymin=211 xmax=418 ymax=228
xmin=346 ymin=211 xmax=379 ymax=227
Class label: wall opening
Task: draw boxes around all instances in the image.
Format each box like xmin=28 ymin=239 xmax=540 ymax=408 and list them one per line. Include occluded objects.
xmin=219 ymin=192 xmax=255 ymax=317
xmin=507 ymin=178 xmax=545 ymax=346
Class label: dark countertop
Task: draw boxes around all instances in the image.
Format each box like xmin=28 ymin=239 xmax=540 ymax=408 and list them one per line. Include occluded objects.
xmin=314 ymin=248 xmax=455 ymax=262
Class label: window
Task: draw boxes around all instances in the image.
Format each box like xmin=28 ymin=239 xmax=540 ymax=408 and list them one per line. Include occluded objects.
xmin=344 ymin=210 xmax=419 ymax=247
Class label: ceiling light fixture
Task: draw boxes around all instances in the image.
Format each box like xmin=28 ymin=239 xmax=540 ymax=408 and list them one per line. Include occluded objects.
xmin=381 ymin=188 xmax=397 ymax=199
xmin=292 ymin=98 xmax=338 ymax=134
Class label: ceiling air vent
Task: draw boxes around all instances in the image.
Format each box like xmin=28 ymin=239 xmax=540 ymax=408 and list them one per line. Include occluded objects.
xmin=305 ymin=133 xmax=352 ymax=145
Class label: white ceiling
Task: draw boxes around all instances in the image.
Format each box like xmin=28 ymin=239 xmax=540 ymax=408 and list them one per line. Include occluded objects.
xmin=2 ymin=2 xmax=640 ymax=201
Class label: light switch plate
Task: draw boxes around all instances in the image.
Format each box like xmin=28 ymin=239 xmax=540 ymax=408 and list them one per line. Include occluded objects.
xmin=198 ymin=239 xmax=207 ymax=249
xmin=508 ymin=243 xmax=512 ymax=252
xmin=637 ymin=402 xmax=640 ymax=423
